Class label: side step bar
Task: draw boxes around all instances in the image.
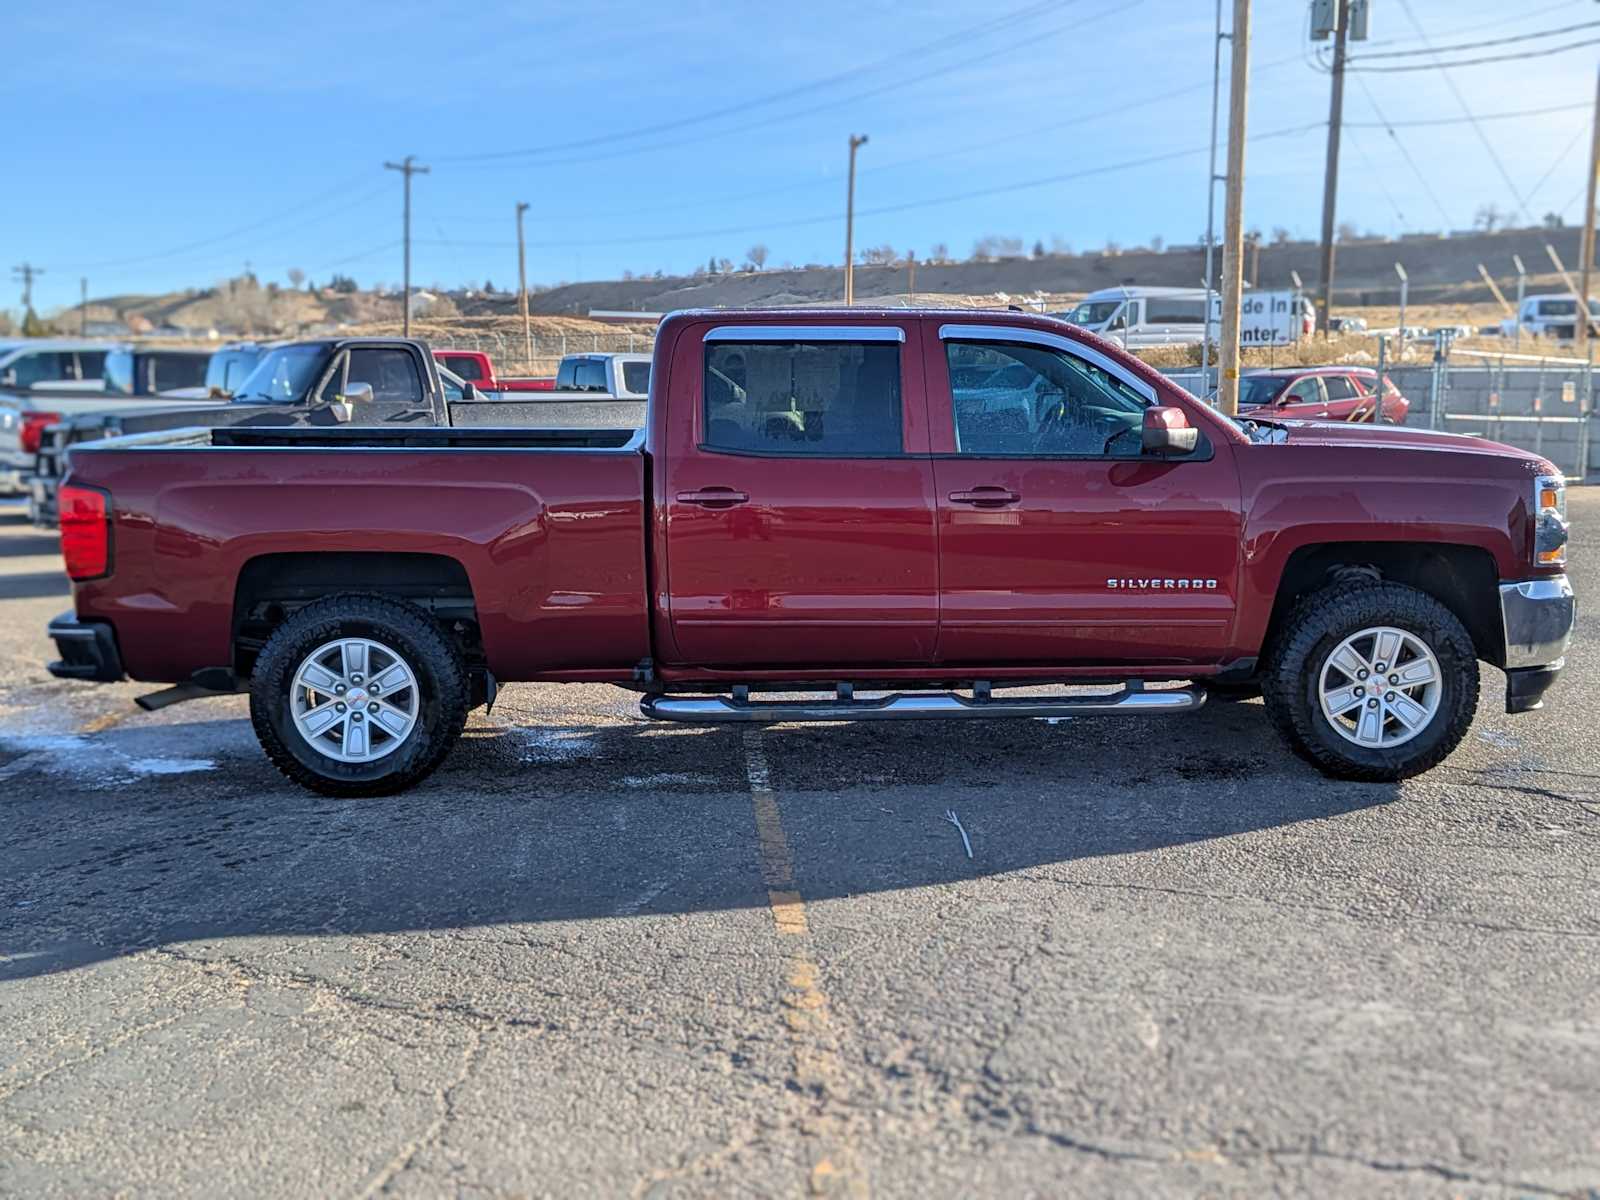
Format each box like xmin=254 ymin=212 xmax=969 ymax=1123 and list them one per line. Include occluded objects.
xmin=640 ymin=684 xmax=1206 ymax=724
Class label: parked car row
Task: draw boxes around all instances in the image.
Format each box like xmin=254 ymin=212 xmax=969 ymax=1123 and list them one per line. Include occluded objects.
xmin=14 ymin=341 xmax=652 ymax=523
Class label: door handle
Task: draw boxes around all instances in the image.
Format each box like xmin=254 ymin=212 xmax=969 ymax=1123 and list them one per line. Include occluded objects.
xmin=677 ymin=487 xmax=750 ymax=508
xmin=948 ymin=487 xmax=1021 ymax=506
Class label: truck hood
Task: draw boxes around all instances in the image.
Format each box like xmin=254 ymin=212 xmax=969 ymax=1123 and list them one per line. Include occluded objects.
xmin=1273 ymin=418 xmax=1549 ymax=466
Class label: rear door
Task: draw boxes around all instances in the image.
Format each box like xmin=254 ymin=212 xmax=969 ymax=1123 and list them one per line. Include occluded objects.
xmin=1319 ymin=373 xmax=1366 ymax=421
xmin=1273 ymin=374 xmax=1329 ymax=420
xmin=659 ymin=320 xmax=938 ymax=667
xmin=927 ymin=321 xmax=1241 ymax=666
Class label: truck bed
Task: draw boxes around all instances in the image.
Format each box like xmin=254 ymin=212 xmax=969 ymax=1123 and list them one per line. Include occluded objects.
xmin=64 ymin=430 xmax=651 ymax=683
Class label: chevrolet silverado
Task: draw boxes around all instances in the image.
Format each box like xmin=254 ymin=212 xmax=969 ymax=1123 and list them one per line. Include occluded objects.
xmin=45 ymin=309 xmax=1575 ymax=795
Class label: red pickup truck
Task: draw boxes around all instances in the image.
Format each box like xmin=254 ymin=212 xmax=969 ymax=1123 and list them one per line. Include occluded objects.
xmin=47 ymin=309 xmax=1574 ymax=796
xmin=431 ymin=349 xmax=554 ymax=392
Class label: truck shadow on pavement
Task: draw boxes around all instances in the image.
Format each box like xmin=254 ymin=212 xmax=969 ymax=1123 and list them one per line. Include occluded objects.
xmin=0 ymin=701 xmax=1399 ymax=980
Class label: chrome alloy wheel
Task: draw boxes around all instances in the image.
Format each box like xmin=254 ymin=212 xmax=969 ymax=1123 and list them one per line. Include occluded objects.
xmin=290 ymin=638 xmax=419 ymax=763
xmin=1317 ymin=625 xmax=1442 ymax=749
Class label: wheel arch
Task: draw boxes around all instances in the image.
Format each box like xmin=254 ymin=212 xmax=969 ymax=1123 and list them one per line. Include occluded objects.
xmin=232 ymin=551 xmax=480 ymax=679
xmin=1261 ymin=541 xmax=1503 ymax=666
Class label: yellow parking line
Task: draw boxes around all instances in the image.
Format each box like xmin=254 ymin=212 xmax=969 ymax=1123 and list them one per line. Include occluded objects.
xmin=78 ymin=711 xmax=127 ymax=734
xmin=743 ymin=730 xmax=868 ymax=1198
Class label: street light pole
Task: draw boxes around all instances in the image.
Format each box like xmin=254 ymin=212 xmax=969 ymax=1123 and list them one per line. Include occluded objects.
xmin=844 ymin=134 xmax=868 ymax=305
xmin=384 ymin=155 xmax=430 ymax=338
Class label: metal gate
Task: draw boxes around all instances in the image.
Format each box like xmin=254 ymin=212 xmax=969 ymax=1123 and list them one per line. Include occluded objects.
xmin=1430 ymin=344 xmax=1594 ymax=482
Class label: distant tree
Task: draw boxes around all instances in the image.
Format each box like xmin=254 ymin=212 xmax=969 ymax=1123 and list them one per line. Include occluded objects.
xmin=328 ymin=273 xmax=359 ymax=294
xmin=1542 ymin=211 xmax=1565 ymax=230
xmin=1049 ymin=235 xmax=1073 ymax=256
xmin=1473 ymin=203 xmax=1508 ymax=233
xmin=1245 ymin=227 xmax=1262 ymax=244
xmin=929 ymin=242 xmax=949 ymax=262
xmin=622 ymin=270 xmax=635 ymax=281
xmin=859 ymin=244 xmax=897 ymax=265
xmin=970 ymin=234 xmax=1024 ymax=260
xmin=1150 ymin=235 xmax=1164 ymax=253
xmin=286 ymin=267 xmax=306 ymax=290
xmin=746 ymin=244 xmax=769 ymax=271
xmin=1336 ymin=221 xmax=1359 ymax=243
xmin=484 ymin=279 xmax=496 ymax=293
xmin=707 ymin=255 xmax=718 ymax=274
xmin=1104 ymin=239 xmax=1122 ymax=256
xmin=0 ymin=310 xmax=15 ymax=337
xmin=1031 ymin=239 xmax=1046 ymax=259
xmin=1271 ymin=226 xmax=1292 ymax=246
xmin=20 ymin=306 xmax=51 ymax=337
xmin=717 ymin=257 xmax=735 ymax=274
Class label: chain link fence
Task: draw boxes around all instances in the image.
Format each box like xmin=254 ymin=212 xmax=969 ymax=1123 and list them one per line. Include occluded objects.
xmin=422 ymin=328 xmax=656 ymax=379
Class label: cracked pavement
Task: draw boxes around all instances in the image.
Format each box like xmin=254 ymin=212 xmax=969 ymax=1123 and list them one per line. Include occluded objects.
xmin=0 ymin=493 xmax=1598 ymax=1197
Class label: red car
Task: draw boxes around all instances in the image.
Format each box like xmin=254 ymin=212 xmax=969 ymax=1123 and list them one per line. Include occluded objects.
xmin=1239 ymin=366 xmax=1408 ymax=424
xmin=48 ymin=309 xmax=1570 ymax=795
xmin=431 ymin=349 xmax=554 ymax=392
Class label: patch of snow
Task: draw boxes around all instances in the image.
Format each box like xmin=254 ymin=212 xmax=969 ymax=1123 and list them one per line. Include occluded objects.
xmin=517 ymin=728 xmax=594 ymax=764
xmin=619 ymin=771 xmax=716 ymax=788
xmin=123 ymin=757 xmax=217 ymax=776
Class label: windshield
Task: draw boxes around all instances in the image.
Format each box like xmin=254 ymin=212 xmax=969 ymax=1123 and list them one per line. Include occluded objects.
xmin=231 ymin=345 xmax=330 ymax=403
xmin=1238 ymin=376 xmax=1288 ymax=408
xmin=1060 ymin=301 xmax=1122 ymax=328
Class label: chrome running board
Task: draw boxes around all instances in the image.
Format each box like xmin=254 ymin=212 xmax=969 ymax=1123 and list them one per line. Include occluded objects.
xmin=640 ymin=684 xmax=1205 ymax=724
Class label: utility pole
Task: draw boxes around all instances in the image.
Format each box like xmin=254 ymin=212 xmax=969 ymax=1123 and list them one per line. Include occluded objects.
xmin=79 ymin=277 xmax=88 ymax=336
xmin=1315 ymin=0 xmax=1349 ymax=339
xmin=844 ymin=134 xmax=868 ymax=305
xmin=11 ymin=262 xmax=44 ymax=312
xmin=906 ymin=251 xmax=916 ymax=303
xmin=516 ymin=201 xmax=532 ymax=369
xmin=383 ymin=156 xmax=430 ymax=337
xmin=1217 ymin=0 xmax=1252 ymax=416
xmin=1200 ymin=0 xmax=1225 ymax=399
xmin=1577 ymin=63 xmax=1600 ymax=357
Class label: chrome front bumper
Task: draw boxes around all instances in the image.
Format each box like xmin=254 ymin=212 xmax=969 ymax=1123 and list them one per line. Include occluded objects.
xmin=1500 ymin=575 xmax=1575 ymax=669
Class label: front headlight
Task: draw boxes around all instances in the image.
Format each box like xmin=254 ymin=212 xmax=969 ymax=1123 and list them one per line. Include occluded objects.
xmin=1534 ymin=473 xmax=1568 ymax=567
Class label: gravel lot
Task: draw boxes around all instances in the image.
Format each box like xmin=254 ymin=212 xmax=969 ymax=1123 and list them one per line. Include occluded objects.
xmin=1 ymin=493 xmax=1597 ymax=1197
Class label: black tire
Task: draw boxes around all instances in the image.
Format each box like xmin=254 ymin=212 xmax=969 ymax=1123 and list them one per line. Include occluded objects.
xmin=1262 ymin=580 xmax=1478 ymax=781
xmin=250 ymin=594 xmax=469 ymax=797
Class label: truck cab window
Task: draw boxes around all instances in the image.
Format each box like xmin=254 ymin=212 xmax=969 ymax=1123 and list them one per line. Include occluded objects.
xmin=347 ymin=348 xmax=423 ymax=403
xmin=945 ymin=340 xmax=1147 ymax=457
xmin=441 ymin=354 xmax=483 ymax=382
xmin=575 ymin=360 xmax=607 ymax=391
xmin=703 ymin=340 xmax=901 ymax=455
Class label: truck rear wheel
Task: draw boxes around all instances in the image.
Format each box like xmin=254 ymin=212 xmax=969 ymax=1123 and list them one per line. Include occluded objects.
xmin=250 ymin=594 xmax=469 ymax=797
xmin=1262 ymin=581 xmax=1478 ymax=781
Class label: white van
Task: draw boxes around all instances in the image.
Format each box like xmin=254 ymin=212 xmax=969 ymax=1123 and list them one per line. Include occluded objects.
xmin=1499 ymin=294 xmax=1599 ymax=343
xmin=1056 ymin=287 xmax=1218 ymax=348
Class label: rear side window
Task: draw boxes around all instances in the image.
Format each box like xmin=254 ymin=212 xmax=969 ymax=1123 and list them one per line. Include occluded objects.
xmin=347 ymin=348 xmax=423 ymax=403
xmin=703 ymin=340 xmax=902 ymax=456
xmin=152 ymin=354 xmax=207 ymax=391
xmin=1144 ymin=298 xmax=1206 ymax=324
xmin=77 ymin=351 xmax=107 ymax=380
xmin=101 ymin=350 xmax=136 ymax=394
xmin=441 ymin=354 xmax=484 ymax=381
xmin=622 ymin=361 xmax=650 ymax=395
xmin=1322 ymin=375 xmax=1359 ymax=401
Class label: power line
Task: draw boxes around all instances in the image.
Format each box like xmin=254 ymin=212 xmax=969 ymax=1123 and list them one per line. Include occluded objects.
xmin=429 ymin=121 xmax=1323 ymax=253
xmin=1390 ymin=0 xmax=1540 ymax=226
xmin=1348 ymin=0 xmax=1585 ymax=52
xmin=434 ymin=0 xmax=1075 ymax=165
xmin=1351 ymin=75 xmax=1454 ymax=227
xmin=1341 ymin=130 xmax=1408 ymax=227
xmin=1350 ymin=18 xmax=1600 ymax=61
xmin=1344 ymin=101 xmax=1589 ymax=128
xmin=447 ymin=2 xmax=1129 ymax=176
xmin=1526 ymin=121 xmax=1593 ymax=210
xmin=1348 ymin=36 xmax=1600 ymax=73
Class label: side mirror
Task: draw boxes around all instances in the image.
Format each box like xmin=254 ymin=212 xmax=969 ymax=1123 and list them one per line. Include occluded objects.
xmin=1142 ymin=406 xmax=1198 ymax=456
xmin=462 ymin=381 xmax=482 ymax=401
xmin=342 ymin=382 xmax=374 ymax=404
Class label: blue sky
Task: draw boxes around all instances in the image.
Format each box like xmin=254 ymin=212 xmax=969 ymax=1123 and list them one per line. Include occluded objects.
xmin=5 ymin=0 xmax=1596 ymax=313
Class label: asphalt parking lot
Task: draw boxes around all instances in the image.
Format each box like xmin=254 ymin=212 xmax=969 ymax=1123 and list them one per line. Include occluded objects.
xmin=1 ymin=494 xmax=1598 ymax=1197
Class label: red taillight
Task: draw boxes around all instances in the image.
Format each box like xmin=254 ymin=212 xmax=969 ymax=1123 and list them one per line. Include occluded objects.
xmin=59 ymin=484 xmax=111 ymax=581
xmin=21 ymin=411 xmax=60 ymax=455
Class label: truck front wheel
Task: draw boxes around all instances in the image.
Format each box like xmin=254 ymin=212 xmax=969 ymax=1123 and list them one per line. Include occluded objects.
xmin=1263 ymin=581 xmax=1478 ymax=781
xmin=250 ymin=594 xmax=469 ymax=797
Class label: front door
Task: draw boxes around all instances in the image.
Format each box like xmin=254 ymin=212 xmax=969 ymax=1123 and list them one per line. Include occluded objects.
xmin=927 ymin=323 xmax=1242 ymax=667
xmin=1274 ymin=374 xmax=1330 ymax=420
xmin=659 ymin=320 xmax=939 ymax=668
